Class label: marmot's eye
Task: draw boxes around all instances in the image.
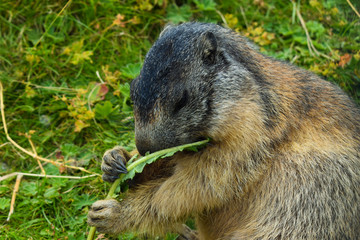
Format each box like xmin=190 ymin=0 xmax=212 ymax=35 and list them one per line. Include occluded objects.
xmin=173 ymin=90 xmax=189 ymax=114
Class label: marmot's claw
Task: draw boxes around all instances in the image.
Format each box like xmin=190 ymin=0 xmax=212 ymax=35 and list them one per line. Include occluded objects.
xmin=101 ymin=148 xmax=128 ymax=182
xmin=112 ymin=151 xmax=128 ymax=173
xmin=102 ymin=174 xmax=119 ymax=182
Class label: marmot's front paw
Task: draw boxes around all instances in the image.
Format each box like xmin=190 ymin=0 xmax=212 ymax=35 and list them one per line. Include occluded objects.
xmin=87 ymin=199 xmax=122 ymax=235
xmin=178 ymin=224 xmax=198 ymax=240
xmin=101 ymin=147 xmax=128 ymax=182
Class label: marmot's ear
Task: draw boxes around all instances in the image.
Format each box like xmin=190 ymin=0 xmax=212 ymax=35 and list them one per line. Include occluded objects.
xmin=199 ymin=31 xmax=217 ymax=65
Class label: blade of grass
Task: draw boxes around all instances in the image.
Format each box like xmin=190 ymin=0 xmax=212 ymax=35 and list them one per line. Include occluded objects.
xmin=31 ymin=0 xmax=73 ymax=50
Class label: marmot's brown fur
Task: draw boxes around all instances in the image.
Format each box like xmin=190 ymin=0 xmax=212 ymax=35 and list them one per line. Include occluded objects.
xmin=88 ymin=22 xmax=360 ymax=239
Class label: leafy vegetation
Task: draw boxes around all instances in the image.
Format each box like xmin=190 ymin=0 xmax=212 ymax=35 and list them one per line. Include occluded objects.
xmin=87 ymin=139 xmax=209 ymax=240
xmin=0 ymin=0 xmax=359 ymax=239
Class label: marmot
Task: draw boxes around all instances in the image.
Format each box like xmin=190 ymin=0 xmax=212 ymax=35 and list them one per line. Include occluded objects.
xmin=88 ymin=22 xmax=360 ymax=239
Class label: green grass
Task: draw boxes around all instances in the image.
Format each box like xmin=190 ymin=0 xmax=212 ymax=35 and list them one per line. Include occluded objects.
xmin=0 ymin=0 xmax=359 ymax=239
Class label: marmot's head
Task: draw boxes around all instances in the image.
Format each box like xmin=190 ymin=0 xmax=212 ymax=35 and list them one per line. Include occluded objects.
xmin=131 ymin=22 xmax=260 ymax=155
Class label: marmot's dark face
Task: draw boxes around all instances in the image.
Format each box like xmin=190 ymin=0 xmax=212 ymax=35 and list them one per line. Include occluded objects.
xmin=130 ymin=23 xmax=261 ymax=155
xmin=130 ymin=23 xmax=228 ymax=155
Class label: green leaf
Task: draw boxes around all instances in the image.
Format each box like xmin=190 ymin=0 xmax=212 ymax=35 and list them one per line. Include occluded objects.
xmin=193 ymin=0 xmax=216 ymax=11
xmin=49 ymin=177 xmax=68 ymax=188
xmin=15 ymin=105 xmax=35 ymax=112
xmin=78 ymin=151 xmax=95 ymax=166
xmin=95 ymin=101 xmax=114 ymax=120
xmin=68 ymin=215 xmax=87 ymax=229
xmin=46 ymin=101 xmax=67 ymax=112
xmin=122 ymin=139 xmax=209 ymax=182
xmin=44 ymin=187 xmax=60 ymax=199
xmin=0 ymin=186 xmax=10 ymax=194
xmin=30 ymin=198 xmax=40 ymax=205
xmin=66 ymin=39 xmax=84 ymax=53
xmin=61 ymin=143 xmax=80 ymax=157
xmin=73 ymin=194 xmax=96 ymax=210
xmin=118 ymin=83 xmax=130 ymax=99
xmin=40 ymin=228 xmax=52 ymax=236
xmin=21 ymin=182 xmax=38 ymax=196
xmin=41 ymin=130 xmax=55 ymax=144
xmin=0 ymin=197 xmax=10 ymax=210
xmin=27 ymin=29 xmax=42 ymax=46
xmin=306 ymin=21 xmax=325 ymax=38
xmin=184 ymin=146 xmax=199 ymax=152
xmin=122 ymin=155 xmax=161 ymax=182
xmin=118 ymin=83 xmax=132 ymax=112
xmin=87 ymin=83 xmax=102 ymax=103
xmin=166 ymin=4 xmax=192 ymax=24
xmin=161 ymin=151 xmax=177 ymax=158
xmin=293 ymin=36 xmax=308 ymax=46
xmin=278 ymin=25 xmax=302 ymax=37
xmin=121 ymin=63 xmax=142 ymax=79
xmin=43 ymin=164 xmax=60 ymax=175
xmin=70 ymin=51 xmax=93 ymax=65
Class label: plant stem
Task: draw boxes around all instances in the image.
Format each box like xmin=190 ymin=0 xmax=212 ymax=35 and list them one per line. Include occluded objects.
xmin=87 ymin=225 xmax=97 ymax=240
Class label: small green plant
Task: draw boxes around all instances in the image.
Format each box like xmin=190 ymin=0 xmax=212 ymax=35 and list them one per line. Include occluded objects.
xmin=87 ymin=139 xmax=209 ymax=240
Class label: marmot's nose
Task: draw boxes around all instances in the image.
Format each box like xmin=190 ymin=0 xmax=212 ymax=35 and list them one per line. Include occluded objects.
xmin=136 ymin=138 xmax=154 ymax=156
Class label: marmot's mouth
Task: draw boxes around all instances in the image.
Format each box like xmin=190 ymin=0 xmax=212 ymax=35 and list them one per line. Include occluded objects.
xmin=196 ymin=136 xmax=207 ymax=141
